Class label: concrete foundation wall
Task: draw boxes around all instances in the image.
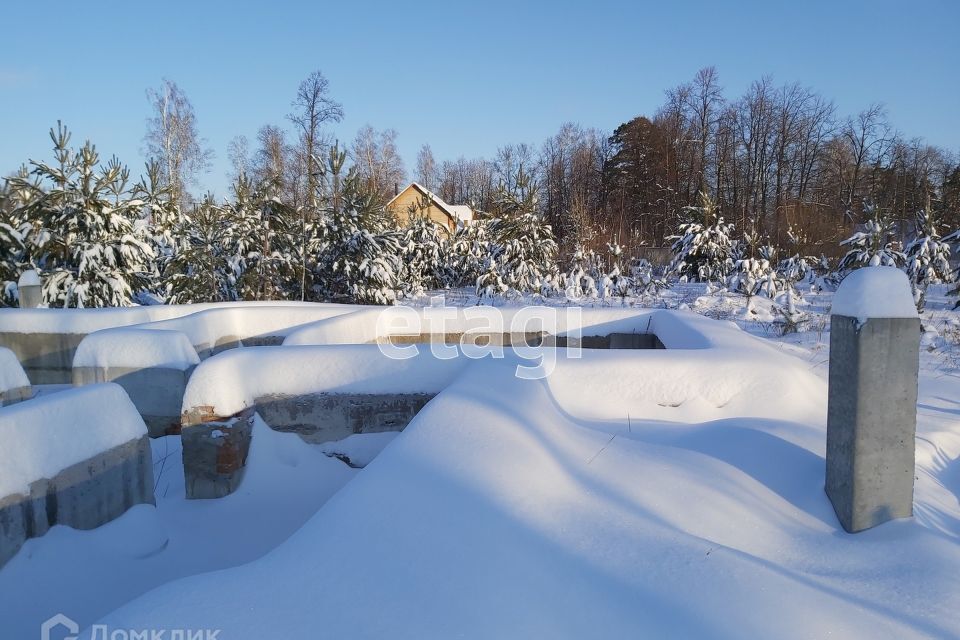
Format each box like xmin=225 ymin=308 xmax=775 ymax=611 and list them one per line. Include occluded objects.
xmin=0 ymin=385 xmax=32 ymax=407
xmin=73 ymin=366 xmax=193 ymax=437
xmin=383 ymin=332 xmax=666 ymax=350
xmin=0 ymin=435 xmax=154 ymax=568
xmin=256 ymin=392 xmax=435 ymax=444
xmin=181 ymin=392 xmax=433 ymax=499
xmin=0 ymin=332 xmax=86 ymax=384
xmin=549 ymin=333 xmax=666 ymax=350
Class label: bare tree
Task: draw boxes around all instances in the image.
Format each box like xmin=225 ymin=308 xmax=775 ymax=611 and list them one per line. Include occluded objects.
xmin=842 ymin=103 xmax=894 ymax=215
xmin=350 ymin=125 xmax=406 ymax=204
xmin=227 ymin=135 xmax=251 ymax=184
xmin=686 ymin=67 xmax=724 ymax=195
xmin=288 ymin=70 xmax=343 ymax=209
xmin=415 ymin=144 xmax=439 ymax=190
xmin=143 ymin=79 xmax=213 ymax=208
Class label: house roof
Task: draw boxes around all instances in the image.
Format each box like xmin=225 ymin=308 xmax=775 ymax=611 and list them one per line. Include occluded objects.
xmin=385 ymin=182 xmax=473 ymax=225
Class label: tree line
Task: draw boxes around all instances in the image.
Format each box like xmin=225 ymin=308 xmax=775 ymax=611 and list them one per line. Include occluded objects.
xmin=0 ymin=67 xmax=957 ymax=310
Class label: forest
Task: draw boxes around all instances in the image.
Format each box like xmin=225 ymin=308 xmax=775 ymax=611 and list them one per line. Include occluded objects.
xmin=0 ymin=67 xmax=957 ymax=310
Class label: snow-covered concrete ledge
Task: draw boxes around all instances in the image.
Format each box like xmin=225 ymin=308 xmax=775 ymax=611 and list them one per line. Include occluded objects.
xmin=66 ymin=304 xmax=361 ymax=433
xmin=73 ymin=329 xmax=201 ymax=437
xmin=132 ymin=303 xmax=363 ymax=359
xmin=179 ymin=346 xmax=469 ymax=498
xmin=284 ymin=306 xmax=691 ymax=348
xmin=0 ymin=347 xmax=32 ymax=406
xmin=183 ymin=310 xmax=823 ymax=499
xmin=0 ymin=301 xmax=359 ymax=383
xmin=0 ymin=384 xmax=154 ymax=568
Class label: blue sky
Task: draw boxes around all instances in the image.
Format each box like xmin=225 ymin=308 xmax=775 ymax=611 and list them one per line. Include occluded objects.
xmin=1 ymin=0 xmax=957 ymax=197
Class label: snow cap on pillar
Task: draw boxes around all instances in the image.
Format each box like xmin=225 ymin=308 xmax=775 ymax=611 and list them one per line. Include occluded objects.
xmin=17 ymin=270 xmax=40 ymax=288
xmin=830 ymin=266 xmax=918 ymax=322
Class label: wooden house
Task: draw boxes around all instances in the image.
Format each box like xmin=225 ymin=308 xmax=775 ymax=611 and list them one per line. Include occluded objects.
xmin=384 ymin=183 xmax=475 ymax=233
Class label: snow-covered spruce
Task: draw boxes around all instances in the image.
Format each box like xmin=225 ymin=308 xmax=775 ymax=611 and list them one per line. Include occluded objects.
xmin=5 ymin=124 xmax=155 ymax=308
xmin=838 ymin=205 xmax=905 ymax=273
xmin=478 ymin=168 xmax=558 ymax=298
xmin=231 ymin=173 xmax=300 ymax=301
xmin=316 ymin=167 xmax=402 ymax=305
xmin=598 ymin=242 xmax=631 ymax=300
xmin=904 ymin=205 xmax=954 ymax=311
xmin=564 ymin=247 xmax=599 ymax=299
xmin=628 ymin=258 xmax=665 ymax=298
xmin=164 ymin=195 xmax=239 ymax=304
xmin=400 ymin=216 xmax=452 ymax=296
xmin=669 ymin=192 xmax=735 ymax=284
xmin=728 ymin=235 xmax=785 ymax=299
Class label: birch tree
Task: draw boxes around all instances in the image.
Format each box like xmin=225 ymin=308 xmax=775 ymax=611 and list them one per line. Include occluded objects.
xmin=143 ymin=79 xmax=213 ymax=209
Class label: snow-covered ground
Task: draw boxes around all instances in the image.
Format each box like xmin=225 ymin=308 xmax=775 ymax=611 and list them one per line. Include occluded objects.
xmin=0 ymin=421 xmax=359 ymax=639
xmin=2 ymin=283 xmax=959 ymax=638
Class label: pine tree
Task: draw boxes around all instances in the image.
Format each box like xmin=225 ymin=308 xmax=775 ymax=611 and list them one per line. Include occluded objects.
xmin=598 ymin=242 xmax=631 ymax=299
xmin=904 ymin=200 xmax=954 ymax=311
xmin=232 ymin=173 xmax=299 ymax=301
xmin=165 ymin=194 xmax=239 ymax=304
xmin=483 ymin=167 xmax=558 ymax=296
xmin=729 ymin=233 xmax=784 ymax=298
xmin=476 ymin=256 xmax=509 ymax=300
xmin=669 ymin=192 xmax=735 ymax=284
xmin=448 ymin=220 xmax=491 ymax=287
xmin=838 ymin=204 xmax=905 ymax=273
xmin=628 ymin=258 xmax=665 ymax=297
xmin=134 ymin=158 xmax=181 ymax=300
xmin=563 ymin=247 xmax=599 ymax=298
xmin=400 ymin=215 xmax=451 ymax=296
xmin=945 ymin=227 xmax=960 ymax=308
xmin=7 ymin=123 xmax=154 ymax=307
xmin=0 ymin=176 xmax=27 ymax=305
xmin=316 ymin=161 xmax=402 ymax=305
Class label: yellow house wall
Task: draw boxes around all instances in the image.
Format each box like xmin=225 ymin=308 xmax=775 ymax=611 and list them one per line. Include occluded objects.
xmin=386 ymin=187 xmax=455 ymax=232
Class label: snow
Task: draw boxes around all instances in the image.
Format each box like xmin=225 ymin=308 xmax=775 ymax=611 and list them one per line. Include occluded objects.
xmin=16 ymin=269 xmax=40 ymax=287
xmin=80 ymin=347 xmax=960 ymax=638
xmin=73 ymin=329 xmax=200 ymax=370
xmin=0 ymin=300 xmax=355 ymax=335
xmin=447 ymin=204 xmax=474 ymax=223
xmin=0 ymin=346 xmax=29 ymax=394
xmin=0 ymin=384 xmax=146 ymax=498
xmin=0 ymin=417 xmax=359 ymax=639
xmin=831 ymin=266 xmax=919 ymax=321
xmin=3 ymin=285 xmax=960 ymax=638
xmin=134 ymin=304 xmax=362 ymax=353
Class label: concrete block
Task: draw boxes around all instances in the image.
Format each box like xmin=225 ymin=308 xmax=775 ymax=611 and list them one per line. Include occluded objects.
xmin=181 ymin=412 xmax=254 ymax=500
xmin=826 ymin=315 xmax=921 ymax=533
xmin=0 ymin=435 xmax=154 ymax=568
xmin=17 ymin=284 xmax=41 ymax=309
xmin=17 ymin=272 xmax=42 ymax=309
xmin=73 ymin=365 xmax=193 ymax=437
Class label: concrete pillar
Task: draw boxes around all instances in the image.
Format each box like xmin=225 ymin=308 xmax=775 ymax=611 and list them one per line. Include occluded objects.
xmin=825 ymin=268 xmax=921 ymax=533
xmin=17 ymin=270 xmax=41 ymax=308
